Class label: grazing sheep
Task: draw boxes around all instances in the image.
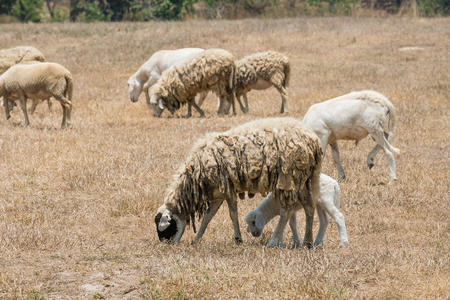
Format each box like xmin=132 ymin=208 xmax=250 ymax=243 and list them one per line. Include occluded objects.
xmin=128 ymin=48 xmax=208 ymax=107
xmin=0 ymin=62 xmax=73 ymax=128
xmin=149 ymin=48 xmax=236 ymax=118
xmin=246 ymin=173 xmax=348 ymax=248
xmin=303 ymin=90 xmax=400 ymax=183
xmin=0 ymin=46 xmax=45 ymax=74
xmin=0 ymin=47 xmax=51 ymax=114
xmin=227 ymin=51 xmax=290 ymax=114
xmin=155 ymin=117 xmax=323 ymax=248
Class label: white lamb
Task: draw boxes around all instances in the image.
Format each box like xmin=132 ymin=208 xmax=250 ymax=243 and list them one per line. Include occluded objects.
xmin=303 ymin=90 xmax=400 ymax=183
xmin=0 ymin=62 xmax=73 ymax=128
xmin=155 ymin=117 xmax=323 ymax=248
xmin=246 ymin=173 xmax=348 ymax=248
xmin=128 ymin=48 xmax=208 ymax=107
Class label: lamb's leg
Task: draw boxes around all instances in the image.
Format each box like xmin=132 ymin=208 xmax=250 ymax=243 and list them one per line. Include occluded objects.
xmin=320 ymin=200 xmax=348 ymax=247
xmin=330 ymin=142 xmax=346 ymax=181
xmin=17 ymin=94 xmax=29 ymax=127
xmin=193 ymin=199 xmax=223 ymax=243
xmin=226 ymin=196 xmax=242 ymax=244
xmin=190 ymin=99 xmax=205 ymax=118
xmin=369 ymin=129 xmax=398 ymax=183
xmin=288 ymin=212 xmax=301 ymax=249
xmin=367 ymin=144 xmax=382 ymax=169
xmin=267 ymin=206 xmax=293 ymax=248
xmin=313 ymin=206 xmax=329 ymax=246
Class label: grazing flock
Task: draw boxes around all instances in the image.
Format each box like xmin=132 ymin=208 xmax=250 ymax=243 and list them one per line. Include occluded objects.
xmin=0 ymin=46 xmax=401 ymax=249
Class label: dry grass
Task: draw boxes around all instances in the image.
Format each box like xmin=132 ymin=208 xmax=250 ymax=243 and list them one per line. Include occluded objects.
xmin=0 ymin=17 xmax=449 ymax=299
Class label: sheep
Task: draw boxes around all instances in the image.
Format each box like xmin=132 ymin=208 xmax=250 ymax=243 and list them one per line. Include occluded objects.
xmin=154 ymin=117 xmax=323 ymax=248
xmin=246 ymin=173 xmax=348 ymax=248
xmin=0 ymin=47 xmax=51 ymax=115
xmin=223 ymin=51 xmax=290 ymax=114
xmin=149 ymin=48 xmax=236 ymax=118
xmin=0 ymin=62 xmax=73 ymax=128
xmin=128 ymin=48 xmax=209 ymax=108
xmin=0 ymin=46 xmax=45 ymax=74
xmin=303 ymin=90 xmax=400 ymax=183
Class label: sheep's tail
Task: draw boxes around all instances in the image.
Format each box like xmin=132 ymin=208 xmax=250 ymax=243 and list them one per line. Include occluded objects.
xmin=64 ymin=74 xmax=73 ymax=109
xmin=283 ymin=60 xmax=290 ymax=88
xmin=384 ymin=98 xmax=396 ymax=142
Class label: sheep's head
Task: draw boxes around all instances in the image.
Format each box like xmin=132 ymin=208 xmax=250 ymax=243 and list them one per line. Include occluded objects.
xmin=155 ymin=205 xmax=186 ymax=243
xmin=245 ymin=210 xmax=265 ymax=237
xmin=127 ymin=78 xmax=142 ymax=103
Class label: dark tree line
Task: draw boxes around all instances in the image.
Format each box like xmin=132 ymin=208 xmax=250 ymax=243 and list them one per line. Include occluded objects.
xmin=0 ymin=0 xmax=448 ymax=22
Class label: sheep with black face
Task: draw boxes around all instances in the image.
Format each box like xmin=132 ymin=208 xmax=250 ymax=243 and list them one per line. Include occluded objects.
xmin=155 ymin=117 xmax=323 ymax=248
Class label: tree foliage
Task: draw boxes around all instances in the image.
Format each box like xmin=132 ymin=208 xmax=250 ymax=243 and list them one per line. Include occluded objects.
xmin=1 ymin=0 xmax=448 ymax=21
xmin=13 ymin=0 xmax=43 ymax=22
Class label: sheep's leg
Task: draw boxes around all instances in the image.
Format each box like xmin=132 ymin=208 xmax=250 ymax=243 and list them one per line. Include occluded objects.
xmin=196 ymin=91 xmax=207 ymax=108
xmin=288 ymin=212 xmax=301 ymax=249
xmin=242 ymin=94 xmax=249 ymax=113
xmin=313 ymin=206 xmax=329 ymax=246
xmin=303 ymin=202 xmax=315 ymax=249
xmin=235 ymin=92 xmax=247 ymax=114
xmin=184 ymin=101 xmax=193 ymax=118
xmin=226 ymin=196 xmax=242 ymax=244
xmin=228 ymin=93 xmax=236 ymax=116
xmin=4 ymin=98 xmax=11 ymax=120
xmin=190 ymin=99 xmax=205 ymax=118
xmin=54 ymin=95 xmax=71 ymax=128
xmin=276 ymin=86 xmax=288 ymax=114
xmin=17 ymin=94 xmax=29 ymax=127
xmin=193 ymin=200 xmax=223 ymax=243
xmin=29 ymin=99 xmax=38 ymax=115
xmin=144 ymin=88 xmax=151 ymax=108
xmin=369 ymin=128 xmax=399 ymax=183
xmin=320 ymin=201 xmax=348 ymax=247
xmin=267 ymin=206 xmax=293 ymax=248
xmin=367 ymin=144 xmax=382 ymax=169
xmin=330 ymin=142 xmax=346 ymax=181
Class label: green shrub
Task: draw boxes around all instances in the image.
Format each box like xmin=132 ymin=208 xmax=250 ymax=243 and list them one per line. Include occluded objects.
xmin=13 ymin=0 xmax=43 ymax=22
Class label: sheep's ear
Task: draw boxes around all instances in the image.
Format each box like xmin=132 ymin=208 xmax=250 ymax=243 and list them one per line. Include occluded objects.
xmin=158 ymin=99 xmax=165 ymax=110
xmin=158 ymin=211 xmax=172 ymax=231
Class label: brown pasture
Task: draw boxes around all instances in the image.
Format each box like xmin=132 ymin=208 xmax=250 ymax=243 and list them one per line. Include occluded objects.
xmin=0 ymin=17 xmax=449 ymax=299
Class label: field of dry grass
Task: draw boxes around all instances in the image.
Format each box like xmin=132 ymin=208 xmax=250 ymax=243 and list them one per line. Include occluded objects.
xmin=0 ymin=17 xmax=449 ymax=299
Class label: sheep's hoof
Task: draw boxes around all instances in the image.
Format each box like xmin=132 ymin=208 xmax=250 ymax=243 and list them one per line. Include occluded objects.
xmin=238 ymin=192 xmax=245 ymax=200
xmin=338 ymin=175 xmax=346 ymax=182
xmin=303 ymin=241 xmax=314 ymax=249
xmin=234 ymin=236 xmax=243 ymax=244
xmin=248 ymin=193 xmax=255 ymax=198
xmin=183 ymin=113 xmax=192 ymax=118
xmin=339 ymin=241 xmax=349 ymax=248
xmin=267 ymin=239 xmax=284 ymax=248
xmin=289 ymin=241 xmax=301 ymax=249
xmin=6 ymin=115 xmax=11 ymax=120
xmin=368 ymin=162 xmax=374 ymax=169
